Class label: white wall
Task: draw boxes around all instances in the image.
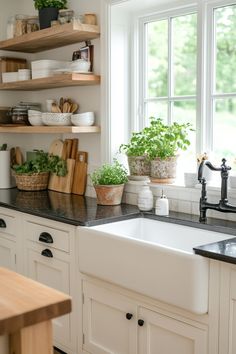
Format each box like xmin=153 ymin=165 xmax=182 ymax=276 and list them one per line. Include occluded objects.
xmin=0 ymin=0 xmax=101 ymax=186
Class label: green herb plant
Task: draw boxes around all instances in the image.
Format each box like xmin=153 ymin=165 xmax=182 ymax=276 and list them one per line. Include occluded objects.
xmin=34 ymin=0 xmax=67 ymax=10
xmin=91 ymin=159 xmax=128 ymax=185
xmin=143 ymin=117 xmax=192 ymax=160
xmin=119 ymin=131 xmax=147 ymax=157
xmin=0 ymin=143 xmax=7 ymax=151
xmin=13 ymin=150 xmax=67 ymax=176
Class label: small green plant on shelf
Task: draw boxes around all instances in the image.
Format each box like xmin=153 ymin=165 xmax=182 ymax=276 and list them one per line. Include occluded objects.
xmin=91 ymin=159 xmax=128 ymax=186
xmin=119 ymin=131 xmax=147 ymax=157
xmin=13 ymin=150 xmax=67 ymax=176
xmin=33 ymin=0 xmax=67 ymax=10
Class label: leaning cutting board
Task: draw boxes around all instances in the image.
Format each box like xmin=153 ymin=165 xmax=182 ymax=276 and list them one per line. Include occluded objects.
xmin=72 ymin=151 xmax=88 ymax=195
xmin=48 ymin=139 xmax=64 ymax=157
xmin=48 ymin=158 xmax=75 ymax=194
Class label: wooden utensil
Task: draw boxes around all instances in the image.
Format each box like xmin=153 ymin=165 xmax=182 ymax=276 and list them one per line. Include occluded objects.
xmin=48 ymin=139 xmax=64 ymax=157
xmin=72 ymin=151 xmax=88 ymax=195
xmin=62 ymin=102 xmax=70 ymax=113
xmin=59 ymin=97 xmax=64 ymax=112
xmin=10 ymin=147 xmax=16 ymax=167
xmin=71 ymin=103 xmax=78 ymax=113
xmin=51 ymin=102 xmax=61 ymax=113
xmin=15 ymin=147 xmax=23 ymax=165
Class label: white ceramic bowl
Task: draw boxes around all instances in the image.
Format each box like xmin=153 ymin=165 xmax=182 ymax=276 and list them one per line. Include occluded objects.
xmin=70 ymin=59 xmax=91 ymax=72
xmin=42 ymin=112 xmax=72 ymax=126
xmin=28 ymin=110 xmax=43 ymax=126
xmin=71 ymin=112 xmax=95 ymax=126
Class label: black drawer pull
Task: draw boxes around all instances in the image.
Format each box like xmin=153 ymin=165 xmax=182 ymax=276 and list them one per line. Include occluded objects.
xmin=39 ymin=232 xmax=54 ymax=244
xmin=126 ymin=313 xmax=133 ymax=320
xmin=0 ymin=219 xmax=6 ymax=228
xmin=138 ymin=319 xmax=144 ymax=327
xmin=41 ymin=249 xmax=53 ymax=258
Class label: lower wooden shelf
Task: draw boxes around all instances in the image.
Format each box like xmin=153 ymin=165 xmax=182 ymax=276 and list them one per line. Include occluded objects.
xmin=0 ymin=125 xmax=101 ymax=134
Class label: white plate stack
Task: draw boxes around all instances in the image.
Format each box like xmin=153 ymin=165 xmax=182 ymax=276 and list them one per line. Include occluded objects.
xmin=31 ymin=60 xmax=70 ymax=79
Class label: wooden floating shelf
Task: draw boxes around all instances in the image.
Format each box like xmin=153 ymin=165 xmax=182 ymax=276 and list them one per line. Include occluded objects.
xmin=0 ymin=125 xmax=101 ymax=134
xmin=0 ymin=73 xmax=100 ymax=91
xmin=0 ymin=22 xmax=100 ymax=53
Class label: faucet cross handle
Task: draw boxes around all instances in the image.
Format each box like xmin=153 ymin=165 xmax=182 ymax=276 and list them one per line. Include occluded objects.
xmin=221 ymin=158 xmax=231 ymax=172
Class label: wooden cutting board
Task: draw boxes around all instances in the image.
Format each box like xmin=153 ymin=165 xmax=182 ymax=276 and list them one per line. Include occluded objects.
xmin=72 ymin=151 xmax=88 ymax=195
xmin=48 ymin=158 xmax=75 ymax=194
xmin=48 ymin=139 xmax=64 ymax=157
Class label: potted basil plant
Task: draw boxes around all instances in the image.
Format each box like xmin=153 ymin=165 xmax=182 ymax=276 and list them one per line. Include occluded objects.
xmin=144 ymin=117 xmax=192 ymax=183
xmin=91 ymin=159 xmax=128 ymax=205
xmin=119 ymin=131 xmax=151 ymax=178
xmin=34 ymin=0 xmax=68 ymax=29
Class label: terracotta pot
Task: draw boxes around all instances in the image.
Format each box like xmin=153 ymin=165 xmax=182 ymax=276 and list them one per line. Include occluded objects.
xmin=128 ymin=156 xmax=151 ymax=176
xmin=150 ymin=156 xmax=178 ymax=184
xmin=94 ymin=184 xmax=124 ymax=205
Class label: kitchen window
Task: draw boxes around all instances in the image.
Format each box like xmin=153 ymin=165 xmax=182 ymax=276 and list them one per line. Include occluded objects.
xmin=138 ymin=0 xmax=236 ymax=169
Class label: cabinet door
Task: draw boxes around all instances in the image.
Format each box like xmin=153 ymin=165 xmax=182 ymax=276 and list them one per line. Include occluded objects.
xmin=0 ymin=236 xmax=16 ymax=271
xmin=83 ymin=281 xmax=138 ymax=354
xmin=138 ymin=307 xmax=207 ymax=354
xmin=24 ymin=244 xmax=72 ymax=350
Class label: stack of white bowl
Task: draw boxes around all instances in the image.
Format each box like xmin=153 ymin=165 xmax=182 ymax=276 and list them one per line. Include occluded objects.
xmin=28 ymin=110 xmax=43 ymax=126
xmin=31 ymin=60 xmax=70 ymax=79
xmin=18 ymin=69 xmax=31 ymax=81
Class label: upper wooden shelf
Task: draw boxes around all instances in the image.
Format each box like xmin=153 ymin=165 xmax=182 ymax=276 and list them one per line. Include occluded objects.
xmin=0 ymin=73 xmax=100 ymax=91
xmin=0 ymin=125 xmax=101 ymax=134
xmin=0 ymin=22 xmax=100 ymax=53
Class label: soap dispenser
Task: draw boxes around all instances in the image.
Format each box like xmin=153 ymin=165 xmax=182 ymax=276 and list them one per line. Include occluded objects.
xmin=155 ymin=190 xmax=169 ymax=216
xmin=137 ymin=183 xmax=153 ymax=211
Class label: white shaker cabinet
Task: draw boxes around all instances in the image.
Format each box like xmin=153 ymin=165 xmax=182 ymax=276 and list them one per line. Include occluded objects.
xmin=82 ymin=280 xmax=208 ymax=354
xmin=23 ymin=216 xmax=77 ymax=354
xmin=0 ymin=207 xmax=21 ymax=272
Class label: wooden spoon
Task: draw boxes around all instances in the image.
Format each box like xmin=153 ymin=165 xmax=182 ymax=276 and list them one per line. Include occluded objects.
xmin=71 ymin=103 xmax=78 ymax=113
xmin=51 ymin=102 xmax=61 ymax=113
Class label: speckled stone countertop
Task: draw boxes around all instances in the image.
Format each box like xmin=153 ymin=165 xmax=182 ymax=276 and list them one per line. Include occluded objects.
xmin=1 ymin=188 xmax=236 ymax=264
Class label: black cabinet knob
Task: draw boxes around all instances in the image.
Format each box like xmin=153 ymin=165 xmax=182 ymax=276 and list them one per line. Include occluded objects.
xmin=39 ymin=232 xmax=54 ymax=244
xmin=138 ymin=319 xmax=144 ymax=327
xmin=41 ymin=249 xmax=53 ymax=258
xmin=0 ymin=219 xmax=6 ymax=228
xmin=126 ymin=313 xmax=133 ymax=320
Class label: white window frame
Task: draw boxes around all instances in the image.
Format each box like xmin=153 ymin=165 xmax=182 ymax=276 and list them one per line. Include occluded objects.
xmin=138 ymin=5 xmax=197 ymax=130
xmin=204 ymin=0 xmax=236 ymax=154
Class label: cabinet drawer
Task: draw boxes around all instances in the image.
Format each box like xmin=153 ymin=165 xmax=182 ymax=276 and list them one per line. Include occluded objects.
xmin=24 ymin=221 xmax=70 ymax=253
xmin=0 ymin=210 xmax=17 ymax=238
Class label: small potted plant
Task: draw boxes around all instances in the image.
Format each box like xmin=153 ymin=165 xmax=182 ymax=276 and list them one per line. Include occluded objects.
xmin=119 ymin=131 xmax=150 ymax=177
xmin=13 ymin=150 xmax=67 ymax=191
xmin=34 ymin=0 xmax=68 ymax=29
xmin=91 ymin=159 xmax=128 ymax=205
xmin=144 ymin=117 xmax=192 ymax=183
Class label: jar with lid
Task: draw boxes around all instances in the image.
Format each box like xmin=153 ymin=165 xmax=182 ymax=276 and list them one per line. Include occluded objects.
xmin=26 ymin=17 xmax=39 ymax=33
xmin=14 ymin=15 xmax=28 ymax=37
xmin=58 ymin=9 xmax=74 ymax=24
xmin=11 ymin=106 xmax=29 ymax=125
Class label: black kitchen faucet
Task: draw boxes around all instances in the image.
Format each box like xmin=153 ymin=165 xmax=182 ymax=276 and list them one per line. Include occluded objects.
xmin=198 ymin=158 xmax=236 ymax=221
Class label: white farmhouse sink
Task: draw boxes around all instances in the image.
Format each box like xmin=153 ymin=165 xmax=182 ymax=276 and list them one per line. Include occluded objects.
xmin=78 ymin=217 xmax=233 ymax=314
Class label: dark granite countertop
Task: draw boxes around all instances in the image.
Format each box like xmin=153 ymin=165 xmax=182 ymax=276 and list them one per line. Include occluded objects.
xmin=1 ymin=188 xmax=236 ymax=264
xmin=0 ymin=188 xmax=140 ymax=226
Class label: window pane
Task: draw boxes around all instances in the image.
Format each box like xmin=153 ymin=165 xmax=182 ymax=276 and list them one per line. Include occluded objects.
xmin=215 ymin=5 xmax=236 ymax=94
xmin=146 ymin=101 xmax=168 ymax=123
xmin=146 ymin=20 xmax=168 ymax=98
xmin=172 ymin=13 xmax=197 ymax=96
xmin=213 ymin=98 xmax=236 ymax=164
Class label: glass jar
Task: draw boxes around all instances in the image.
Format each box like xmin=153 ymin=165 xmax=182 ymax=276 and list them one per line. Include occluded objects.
xmin=58 ymin=9 xmax=74 ymax=24
xmin=26 ymin=17 xmax=39 ymax=33
xmin=11 ymin=106 xmax=29 ymax=125
xmin=14 ymin=15 xmax=28 ymax=37
xmin=6 ymin=16 xmax=15 ymax=39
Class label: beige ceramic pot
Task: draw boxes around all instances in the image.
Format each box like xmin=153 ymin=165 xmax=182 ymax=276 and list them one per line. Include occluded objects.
xmin=94 ymin=184 xmax=124 ymax=205
xmin=150 ymin=156 xmax=178 ymax=184
xmin=128 ymin=155 xmax=151 ymax=176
